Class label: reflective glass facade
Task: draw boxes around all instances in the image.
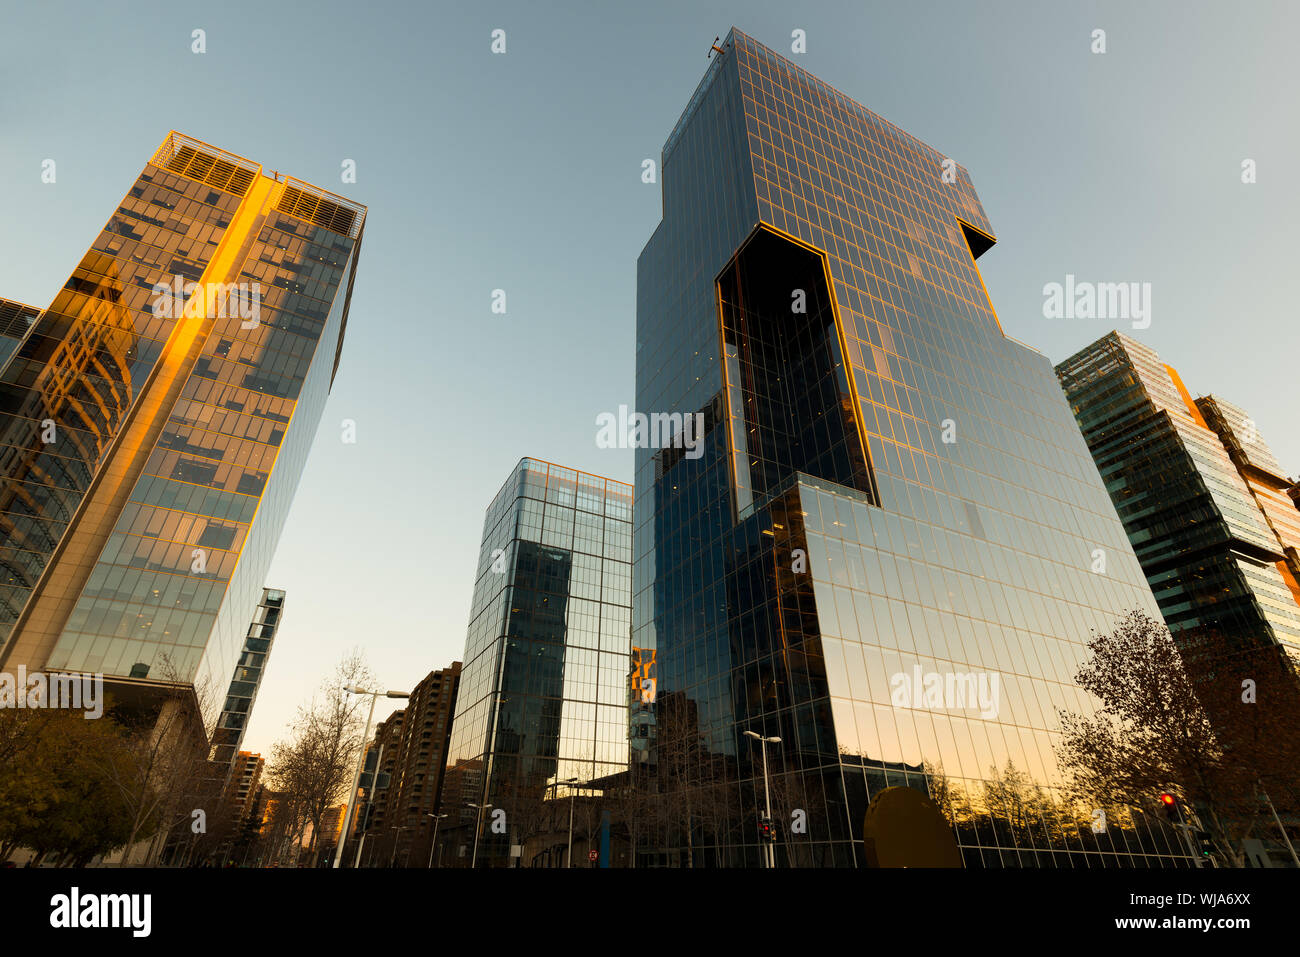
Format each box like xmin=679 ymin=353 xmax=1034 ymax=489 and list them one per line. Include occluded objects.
xmin=635 ymin=30 xmax=1184 ymax=866
xmin=443 ymin=458 xmax=632 ymax=866
xmin=0 ymin=133 xmax=364 ymax=722
xmin=1058 ymin=333 xmax=1300 ymax=665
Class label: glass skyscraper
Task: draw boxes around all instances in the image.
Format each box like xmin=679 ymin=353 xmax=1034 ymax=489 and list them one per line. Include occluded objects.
xmin=0 ymin=132 xmax=364 ymax=724
xmin=443 ymin=458 xmax=632 ymax=866
xmin=1057 ymin=332 xmax=1300 ymax=665
xmin=634 ymin=29 xmax=1183 ymax=866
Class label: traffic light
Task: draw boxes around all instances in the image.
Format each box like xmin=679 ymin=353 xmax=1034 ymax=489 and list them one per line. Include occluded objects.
xmin=1195 ymin=830 xmax=1215 ymax=859
xmin=1158 ymin=792 xmax=1179 ymax=822
xmin=758 ymin=817 xmax=775 ymax=843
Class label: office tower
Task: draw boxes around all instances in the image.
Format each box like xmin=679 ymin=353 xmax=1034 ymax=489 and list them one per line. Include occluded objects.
xmin=443 ymin=458 xmax=632 ymax=867
xmin=1057 ymin=333 xmax=1300 ymax=665
xmin=373 ymin=662 xmax=461 ymax=867
xmin=209 ymin=587 xmax=286 ymax=777
xmin=0 ymin=299 xmax=39 ymax=370
xmin=0 ymin=133 xmax=364 ymax=728
xmin=634 ymin=29 xmax=1176 ymax=867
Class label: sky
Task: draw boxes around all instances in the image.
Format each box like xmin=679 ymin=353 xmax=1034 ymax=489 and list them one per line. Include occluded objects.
xmin=1 ymin=0 xmax=1296 ymax=754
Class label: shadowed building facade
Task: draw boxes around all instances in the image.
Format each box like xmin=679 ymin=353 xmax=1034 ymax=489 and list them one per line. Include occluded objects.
xmin=0 ymin=299 xmax=39 ymax=370
xmin=634 ymin=29 xmax=1182 ymax=866
xmin=360 ymin=661 xmax=462 ymax=867
xmin=0 ymin=133 xmax=364 ymax=731
xmin=443 ymin=458 xmax=632 ymax=867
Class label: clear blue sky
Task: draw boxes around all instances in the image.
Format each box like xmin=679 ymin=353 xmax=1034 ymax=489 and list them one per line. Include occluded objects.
xmin=1 ymin=0 xmax=1295 ymax=753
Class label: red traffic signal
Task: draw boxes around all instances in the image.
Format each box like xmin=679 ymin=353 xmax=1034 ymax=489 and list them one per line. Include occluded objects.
xmin=1158 ymin=792 xmax=1179 ymax=821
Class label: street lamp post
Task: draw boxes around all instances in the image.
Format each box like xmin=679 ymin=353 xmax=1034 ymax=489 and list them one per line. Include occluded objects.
xmin=352 ymin=740 xmax=385 ymax=869
xmin=332 ymin=685 xmax=409 ymax=869
xmin=469 ymin=803 xmax=492 ymax=869
xmin=427 ymin=813 xmax=448 ymax=868
xmin=744 ymin=730 xmax=782 ymax=869
xmin=563 ymin=777 xmax=581 ymax=868
xmin=1260 ymin=784 xmax=1300 ymax=867
xmin=389 ymin=826 xmax=410 ymax=868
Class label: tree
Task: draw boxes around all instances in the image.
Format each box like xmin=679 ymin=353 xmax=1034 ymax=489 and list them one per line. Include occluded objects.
xmin=0 ymin=707 xmax=139 ymax=865
xmin=93 ymin=658 xmax=220 ymax=866
xmin=266 ymin=650 xmax=375 ymax=864
xmin=653 ymin=692 xmax=731 ymax=867
xmin=980 ymin=759 xmax=1059 ymax=857
xmin=607 ymin=759 xmax=656 ymax=868
xmin=1055 ymin=609 xmax=1300 ymax=866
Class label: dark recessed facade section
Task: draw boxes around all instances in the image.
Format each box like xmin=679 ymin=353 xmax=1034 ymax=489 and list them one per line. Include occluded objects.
xmin=959 ymin=221 xmax=995 ymax=260
xmin=717 ymin=227 xmax=875 ymax=520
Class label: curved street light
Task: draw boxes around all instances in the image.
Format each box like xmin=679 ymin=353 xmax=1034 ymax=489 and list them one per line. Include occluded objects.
xmin=332 ymin=686 xmax=409 ymax=869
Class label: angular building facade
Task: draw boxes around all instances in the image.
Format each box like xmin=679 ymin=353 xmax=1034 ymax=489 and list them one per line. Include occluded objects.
xmin=1057 ymin=333 xmax=1300 ymax=665
xmin=443 ymin=458 xmax=632 ymax=866
xmin=0 ymin=133 xmax=364 ymax=725
xmin=0 ymin=298 xmax=39 ymax=370
xmin=634 ymin=29 xmax=1182 ymax=866
xmin=210 ymin=587 xmax=286 ymax=776
xmin=225 ymin=750 xmax=265 ymax=834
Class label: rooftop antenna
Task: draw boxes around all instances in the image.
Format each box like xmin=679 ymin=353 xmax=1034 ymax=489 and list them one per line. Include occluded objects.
xmin=707 ymin=35 xmax=726 ymax=59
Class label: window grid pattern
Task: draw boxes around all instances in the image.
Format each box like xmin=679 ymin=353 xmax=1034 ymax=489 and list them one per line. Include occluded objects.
xmin=635 ymin=29 xmax=1184 ymax=867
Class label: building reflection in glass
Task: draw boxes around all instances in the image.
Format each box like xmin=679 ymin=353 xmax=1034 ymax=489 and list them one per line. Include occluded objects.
xmin=442 ymin=458 xmax=632 ymax=866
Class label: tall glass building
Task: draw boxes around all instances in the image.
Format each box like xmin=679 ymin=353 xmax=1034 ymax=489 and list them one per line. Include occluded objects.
xmin=1057 ymin=333 xmax=1300 ymax=665
xmin=634 ymin=29 xmax=1182 ymax=866
xmin=0 ymin=133 xmax=364 ymax=724
xmin=443 ymin=458 xmax=632 ymax=866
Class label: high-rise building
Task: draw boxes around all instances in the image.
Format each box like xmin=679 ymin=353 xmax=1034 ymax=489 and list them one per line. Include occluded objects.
xmin=0 ymin=133 xmax=364 ymax=727
xmin=634 ymin=29 xmax=1180 ymax=866
xmin=369 ymin=661 xmax=461 ymax=867
xmin=1196 ymin=396 xmax=1300 ymax=610
xmin=443 ymin=458 xmax=632 ymax=867
xmin=1057 ymin=332 xmax=1300 ymax=665
xmin=354 ymin=709 xmax=405 ymax=865
xmin=209 ymin=587 xmax=286 ymax=778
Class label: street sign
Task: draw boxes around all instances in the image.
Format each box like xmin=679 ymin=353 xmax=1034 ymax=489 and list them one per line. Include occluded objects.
xmin=587 ymin=849 xmax=598 ymax=862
